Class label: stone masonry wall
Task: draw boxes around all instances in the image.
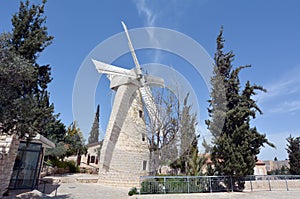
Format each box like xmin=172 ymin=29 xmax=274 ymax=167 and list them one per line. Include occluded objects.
xmin=0 ymin=134 xmax=19 ymax=196
xmin=98 ymin=84 xmax=149 ymax=187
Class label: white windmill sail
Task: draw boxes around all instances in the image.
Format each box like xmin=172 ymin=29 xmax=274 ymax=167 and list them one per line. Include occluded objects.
xmin=92 ymin=59 xmax=135 ymax=78
xmin=121 ymin=21 xmax=164 ymax=126
xmin=139 ymin=86 xmax=160 ymax=125
xmin=121 ymin=21 xmax=142 ymax=78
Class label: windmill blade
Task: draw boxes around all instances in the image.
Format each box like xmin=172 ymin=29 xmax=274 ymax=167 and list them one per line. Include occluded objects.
xmin=121 ymin=21 xmax=143 ymax=77
xmin=144 ymin=76 xmax=164 ymax=87
xmin=92 ymin=59 xmax=136 ymax=78
xmin=139 ymin=86 xmax=160 ymax=125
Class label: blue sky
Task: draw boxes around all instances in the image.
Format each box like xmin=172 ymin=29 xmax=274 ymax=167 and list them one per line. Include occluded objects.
xmin=1 ymin=0 xmax=300 ymax=161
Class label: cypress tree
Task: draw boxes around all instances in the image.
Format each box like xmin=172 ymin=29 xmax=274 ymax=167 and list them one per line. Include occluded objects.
xmin=11 ymin=0 xmax=53 ymax=91
xmin=170 ymin=94 xmax=206 ymax=175
xmin=88 ymin=105 xmax=100 ymax=144
xmin=0 ymin=33 xmax=37 ymax=138
xmin=207 ymin=28 xmax=274 ymax=191
xmin=9 ymin=0 xmax=56 ymax=138
xmin=286 ymin=135 xmax=300 ymax=175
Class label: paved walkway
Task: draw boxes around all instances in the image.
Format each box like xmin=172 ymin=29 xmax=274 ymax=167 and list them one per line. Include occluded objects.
xmin=52 ymin=184 xmax=300 ymax=199
xmin=55 ymin=184 xmax=300 ymax=199
xmin=4 ymin=174 xmax=300 ymax=199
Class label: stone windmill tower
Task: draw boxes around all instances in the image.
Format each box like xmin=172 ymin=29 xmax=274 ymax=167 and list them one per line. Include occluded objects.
xmin=92 ymin=22 xmax=164 ymax=186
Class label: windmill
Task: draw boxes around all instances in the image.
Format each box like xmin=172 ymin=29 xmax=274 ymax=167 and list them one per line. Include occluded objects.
xmin=92 ymin=21 xmax=164 ymax=186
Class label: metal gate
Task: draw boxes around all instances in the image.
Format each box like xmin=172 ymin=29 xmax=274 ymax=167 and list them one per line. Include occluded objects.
xmin=9 ymin=141 xmax=42 ymax=190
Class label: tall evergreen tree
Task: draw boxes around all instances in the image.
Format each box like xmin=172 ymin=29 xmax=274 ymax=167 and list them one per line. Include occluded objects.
xmin=88 ymin=105 xmax=100 ymax=144
xmin=11 ymin=0 xmax=53 ymax=92
xmin=0 ymin=33 xmax=38 ymax=138
xmin=177 ymin=94 xmax=199 ymax=174
xmin=169 ymin=94 xmax=206 ymax=175
xmin=207 ymin=28 xmax=274 ymax=191
xmin=8 ymin=0 xmax=56 ymax=138
xmin=286 ymin=135 xmax=300 ymax=175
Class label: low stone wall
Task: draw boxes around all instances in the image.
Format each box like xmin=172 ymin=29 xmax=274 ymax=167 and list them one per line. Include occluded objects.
xmin=0 ymin=134 xmax=19 ymax=196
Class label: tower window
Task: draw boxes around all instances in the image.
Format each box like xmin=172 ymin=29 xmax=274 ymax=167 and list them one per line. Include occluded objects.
xmin=91 ymin=156 xmax=95 ymax=163
xmin=142 ymin=133 xmax=146 ymax=141
xmin=139 ymin=110 xmax=143 ymax=118
xmin=143 ymin=160 xmax=147 ymax=170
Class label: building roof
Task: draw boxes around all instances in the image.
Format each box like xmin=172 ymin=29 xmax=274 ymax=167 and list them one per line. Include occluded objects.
xmin=32 ymin=133 xmax=55 ymax=148
xmin=255 ymin=159 xmax=265 ymax=166
xmin=87 ymin=140 xmax=103 ymax=148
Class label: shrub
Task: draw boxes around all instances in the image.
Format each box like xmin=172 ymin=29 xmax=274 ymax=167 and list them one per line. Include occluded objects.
xmin=140 ymin=179 xmax=161 ymax=194
xmin=66 ymin=160 xmax=80 ymax=173
xmin=164 ymin=178 xmax=188 ymax=193
xmin=47 ymin=158 xmax=79 ymax=173
xmin=49 ymin=158 xmax=67 ymax=168
xmin=128 ymin=187 xmax=138 ymax=196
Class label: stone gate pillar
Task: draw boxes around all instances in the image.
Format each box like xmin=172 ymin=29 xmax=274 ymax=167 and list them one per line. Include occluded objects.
xmin=0 ymin=134 xmax=20 ymax=196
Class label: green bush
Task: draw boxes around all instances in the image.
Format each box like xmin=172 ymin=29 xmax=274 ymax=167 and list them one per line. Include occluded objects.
xmin=66 ymin=160 xmax=80 ymax=173
xmin=140 ymin=177 xmax=209 ymax=194
xmin=48 ymin=158 xmax=79 ymax=173
xmin=140 ymin=179 xmax=161 ymax=194
xmin=164 ymin=178 xmax=188 ymax=193
xmin=128 ymin=187 xmax=138 ymax=196
xmin=49 ymin=158 xmax=68 ymax=168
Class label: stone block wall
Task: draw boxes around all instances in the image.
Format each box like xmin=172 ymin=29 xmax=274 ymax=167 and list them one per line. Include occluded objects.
xmin=98 ymin=84 xmax=149 ymax=187
xmin=0 ymin=134 xmax=19 ymax=196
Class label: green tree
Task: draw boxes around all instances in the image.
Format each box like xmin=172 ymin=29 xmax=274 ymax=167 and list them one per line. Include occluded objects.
xmin=11 ymin=0 xmax=53 ymax=64
xmin=0 ymin=33 xmax=38 ymax=138
xmin=9 ymin=0 xmax=56 ymax=138
xmin=286 ymin=135 xmax=300 ymax=175
xmin=65 ymin=121 xmax=87 ymax=165
xmin=45 ymin=119 xmax=67 ymax=160
xmin=88 ymin=105 xmax=100 ymax=144
xmin=46 ymin=119 xmax=67 ymax=143
xmin=45 ymin=142 xmax=67 ymax=161
xmin=171 ymin=94 xmax=206 ymax=175
xmin=207 ymin=28 xmax=274 ymax=191
xmin=186 ymin=146 xmax=207 ymax=176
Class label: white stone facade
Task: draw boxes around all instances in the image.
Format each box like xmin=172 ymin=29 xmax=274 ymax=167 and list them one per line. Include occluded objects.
xmin=0 ymin=134 xmax=19 ymax=196
xmin=98 ymin=84 xmax=149 ymax=187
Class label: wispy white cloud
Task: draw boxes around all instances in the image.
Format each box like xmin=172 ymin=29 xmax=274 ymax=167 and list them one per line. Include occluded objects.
xmin=270 ymin=100 xmax=300 ymax=113
xmin=134 ymin=0 xmax=157 ymax=26
xmin=256 ymin=67 xmax=300 ymax=113
xmin=256 ymin=66 xmax=300 ymax=104
xmin=133 ymin=0 xmax=161 ymax=63
xmin=255 ymin=66 xmax=300 ymax=114
xmin=132 ymin=1 xmax=208 ymax=64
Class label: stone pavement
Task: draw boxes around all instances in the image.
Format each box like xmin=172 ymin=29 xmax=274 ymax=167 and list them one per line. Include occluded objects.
xmin=54 ymin=184 xmax=300 ymax=199
xmin=4 ymin=174 xmax=300 ymax=199
xmin=53 ymin=184 xmax=300 ymax=199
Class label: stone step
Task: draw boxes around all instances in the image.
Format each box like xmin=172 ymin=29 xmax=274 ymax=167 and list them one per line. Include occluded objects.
xmin=43 ymin=175 xmax=99 ymax=184
xmin=97 ymin=179 xmax=140 ymax=187
xmin=77 ymin=178 xmax=98 ymax=183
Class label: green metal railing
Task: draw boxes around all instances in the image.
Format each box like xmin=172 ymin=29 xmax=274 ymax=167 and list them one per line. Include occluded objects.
xmin=139 ymin=175 xmax=300 ymax=194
